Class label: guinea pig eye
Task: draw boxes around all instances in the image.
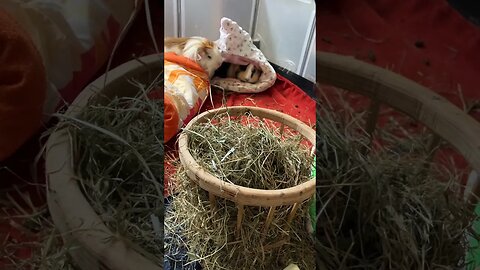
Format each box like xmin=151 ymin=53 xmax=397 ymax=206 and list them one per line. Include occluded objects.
xmin=207 ymin=54 xmax=212 ymax=59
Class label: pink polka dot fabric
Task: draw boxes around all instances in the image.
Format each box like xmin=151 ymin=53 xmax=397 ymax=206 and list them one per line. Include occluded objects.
xmin=213 ymin=17 xmax=276 ymax=93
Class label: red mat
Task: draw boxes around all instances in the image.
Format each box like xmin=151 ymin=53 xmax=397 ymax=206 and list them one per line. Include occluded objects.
xmin=318 ymin=0 xmax=480 ymax=115
xmin=318 ymin=0 xmax=480 ymax=178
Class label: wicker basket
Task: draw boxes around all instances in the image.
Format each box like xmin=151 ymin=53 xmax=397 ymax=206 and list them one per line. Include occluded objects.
xmin=317 ymin=51 xmax=480 ymax=205
xmin=45 ymin=54 xmax=163 ymax=270
xmin=178 ymin=106 xmax=316 ymax=235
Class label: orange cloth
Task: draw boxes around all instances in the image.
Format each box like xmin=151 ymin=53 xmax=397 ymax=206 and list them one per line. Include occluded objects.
xmin=0 ymin=9 xmax=46 ymax=161
xmin=164 ymin=52 xmax=207 ymax=75
xmin=164 ymin=93 xmax=180 ymax=143
xmin=164 ymin=52 xmax=210 ymax=143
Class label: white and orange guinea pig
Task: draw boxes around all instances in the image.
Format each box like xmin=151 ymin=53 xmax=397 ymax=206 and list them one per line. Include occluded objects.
xmin=163 ymin=36 xmax=224 ymax=143
xmin=164 ymin=36 xmax=223 ymax=78
xmin=226 ymin=63 xmax=262 ymax=83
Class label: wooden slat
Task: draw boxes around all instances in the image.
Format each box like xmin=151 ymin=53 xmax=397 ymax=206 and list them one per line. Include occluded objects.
xmin=236 ymin=204 xmax=245 ymax=237
xmin=209 ymin=192 xmax=216 ymax=210
xmin=263 ymin=206 xmax=276 ymax=234
xmin=286 ymin=203 xmax=300 ymax=225
xmin=365 ymin=99 xmax=381 ymax=140
xmin=426 ymin=134 xmax=441 ymax=161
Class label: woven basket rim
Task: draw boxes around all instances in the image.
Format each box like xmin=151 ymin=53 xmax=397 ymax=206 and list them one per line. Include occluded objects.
xmin=45 ymin=53 xmax=163 ymax=270
xmin=178 ymin=106 xmax=316 ymax=207
xmin=317 ymin=51 xmax=480 ymax=204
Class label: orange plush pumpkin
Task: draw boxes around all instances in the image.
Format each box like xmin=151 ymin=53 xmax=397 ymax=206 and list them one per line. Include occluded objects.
xmin=0 ymin=9 xmax=46 ymax=161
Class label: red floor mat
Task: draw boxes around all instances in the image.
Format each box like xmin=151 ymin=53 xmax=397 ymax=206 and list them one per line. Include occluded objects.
xmin=318 ymin=0 xmax=480 ymax=113
xmin=318 ymin=0 xmax=480 ymax=179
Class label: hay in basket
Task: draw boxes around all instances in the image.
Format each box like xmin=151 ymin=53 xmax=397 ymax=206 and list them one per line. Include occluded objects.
xmin=165 ymin=107 xmax=316 ymax=270
xmin=0 ymin=82 xmax=164 ymax=269
xmin=43 ymin=53 xmax=164 ymax=270
xmin=315 ymin=51 xmax=480 ymax=270
xmin=61 ymin=87 xmax=164 ymax=265
xmin=315 ymin=93 xmax=479 ymax=269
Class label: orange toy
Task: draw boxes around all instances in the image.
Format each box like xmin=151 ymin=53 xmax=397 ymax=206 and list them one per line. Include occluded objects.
xmin=0 ymin=9 xmax=46 ymax=161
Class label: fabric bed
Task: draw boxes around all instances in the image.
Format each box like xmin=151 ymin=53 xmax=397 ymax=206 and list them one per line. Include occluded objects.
xmin=212 ymin=17 xmax=276 ymax=93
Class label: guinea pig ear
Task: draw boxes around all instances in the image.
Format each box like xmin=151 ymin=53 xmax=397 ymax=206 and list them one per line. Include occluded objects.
xmin=185 ymin=49 xmax=201 ymax=62
xmin=196 ymin=48 xmax=206 ymax=61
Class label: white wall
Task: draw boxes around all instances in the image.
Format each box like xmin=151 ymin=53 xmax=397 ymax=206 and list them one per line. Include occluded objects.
xmin=180 ymin=0 xmax=255 ymax=41
xmin=164 ymin=0 xmax=177 ymax=37
xmin=302 ymin=27 xmax=316 ymax=83
xmin=164 ymin=0 xmax=316 ymax=82
xmin=254 ymin=0 xmax=316 ymax=77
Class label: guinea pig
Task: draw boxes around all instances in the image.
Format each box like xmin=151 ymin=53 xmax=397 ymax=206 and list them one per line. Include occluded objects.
xmin=164 ymin=36 xmax=223 ymax=78
xmin=227 ymin=63 xmax=262 ymax=83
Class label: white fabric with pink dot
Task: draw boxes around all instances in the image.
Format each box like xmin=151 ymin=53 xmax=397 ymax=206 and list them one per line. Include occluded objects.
xmin=213 ymin=17 xmax=276 ymax=93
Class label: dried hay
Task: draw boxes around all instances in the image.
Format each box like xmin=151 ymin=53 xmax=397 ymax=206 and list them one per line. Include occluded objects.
xmin=165 ymin=111 xmax=316 ymax=270
xmin=65 ymin=83 xmax=164 ymax=266
xmin=0 ymin=191 xmax=78 ymax=270
xmin=1 ymin=81 xmax=164 ymax=269
xmin=315 ymin=89 xmax=480 ymax=270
